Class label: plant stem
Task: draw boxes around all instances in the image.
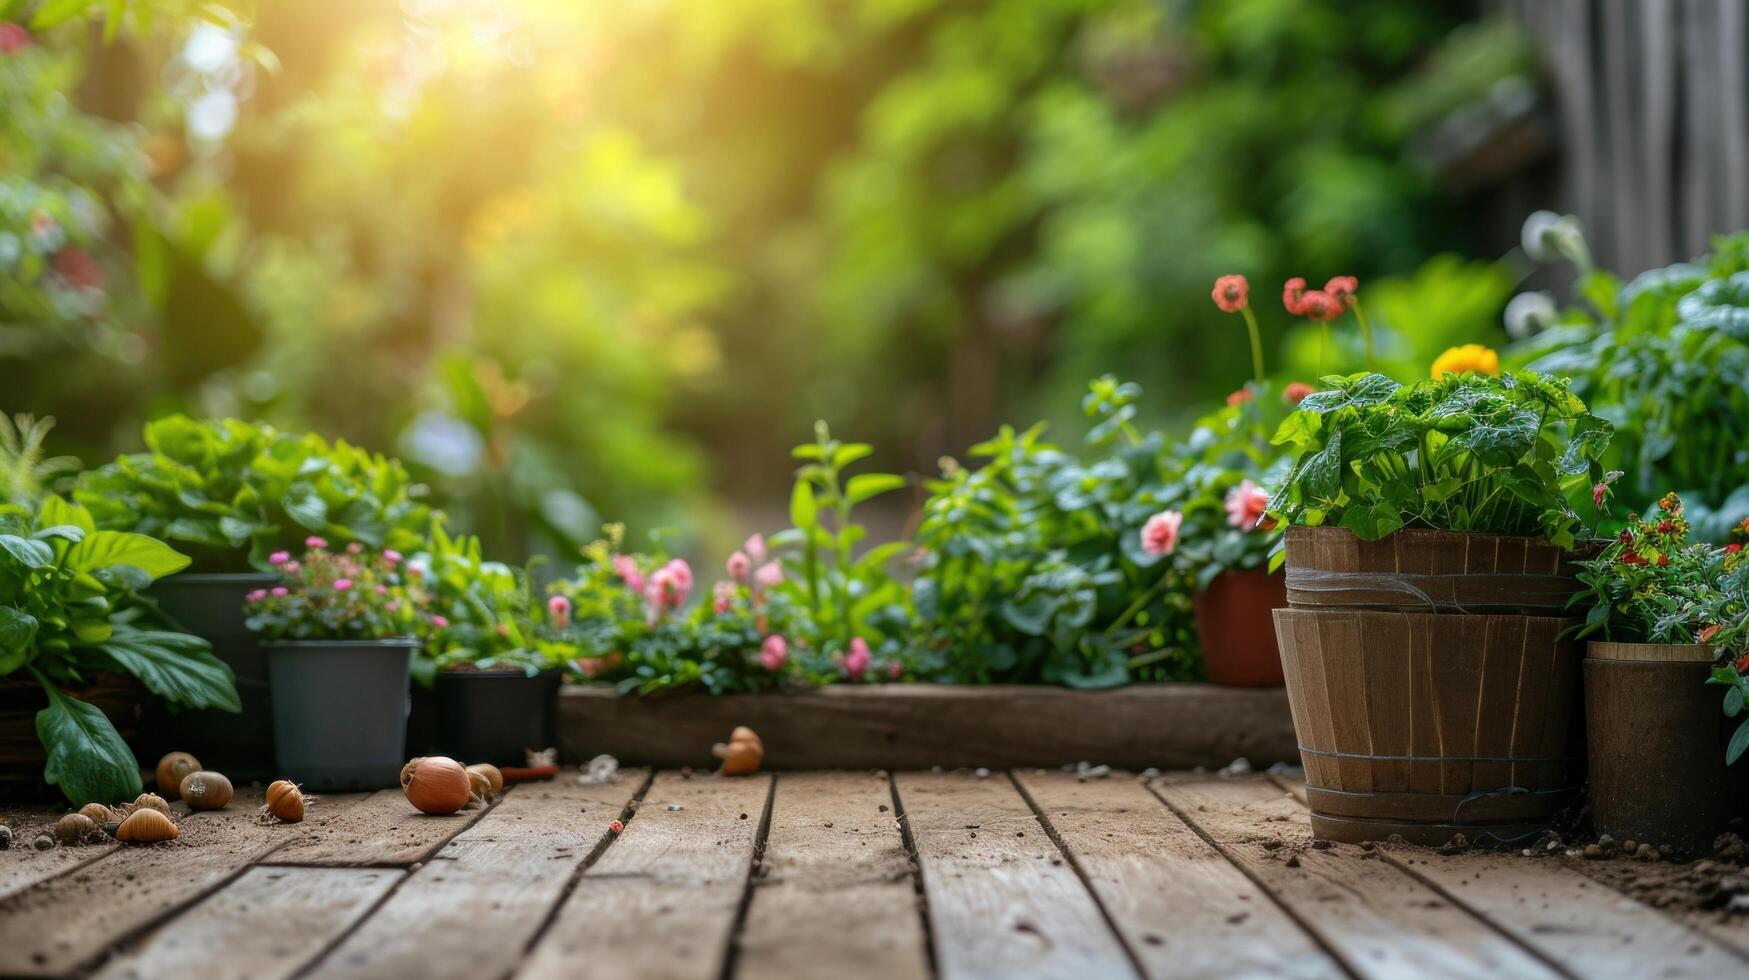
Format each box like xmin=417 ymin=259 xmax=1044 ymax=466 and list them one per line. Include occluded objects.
xmin=1353 ymin=300 xmax=1374 ymax=370
xmin=1240 ymin=307 xmax=1266 ymax=384
xmin=1106 ymin=567 xmax=1174 ymax=637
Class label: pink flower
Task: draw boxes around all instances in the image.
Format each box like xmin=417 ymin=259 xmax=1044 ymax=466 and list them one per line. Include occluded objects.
xmin=713 ymin=580 xmax=735 ymax=614
xmin=888 ymin=660 xmax=903 ymax=680
xmin=1224 ymin=479 xmax=1270 ymax=531
xmin=844 ymin=637 xmax=871 ymax=680
xmin=1299 ymin=290 xmax=1339 ymax=322
xmin=1211 ymin=274 xmax=1250 ymax=313
xmin=269 ymin=551 xmax=291 ymax=565
xmin=665 ymin=558 xmax=693 ymax=594
xmin=1226 ymin=388 xmax=1255 ymax=407
xmin=305 ymin=536 xmax=327 ymax=550
xmin=385 ymin=601 xmax=399 ymax=612
xmin=1141 ymin=510 xmax=1184 ymax=557
xmin=726 ymin=550 xmax=751 ymax=583
xmin=375 ymin=584 xmax=388 ymax=595
xmin=345 ymin=541 xmax=364 ymax=555
xmin=431 ymin=615 xmax=449 ymax=629
xmin=1283 ymin=382 xmax=1315 ymax=406
xmin=0 ymin=23 xmax=30 ymax=55
xmin=51 ymin=248 xmax=104 ymax=291
xmin=271 ymin=587 xmax=289 ymax=597
xmin=383 ymin=549 xmax=403 ymax=564
xmin=1593 ymin=481 xmax=1610 ymax=508
xmin=283 ymin=561 xmax=300 ymax=574
xmin=246 ymin=589 xmax=267 ymax=602
xmin=1282 ymin=277 xmax=1308 ymax=316
xmin=754 ymin=562 xmax=784 ymax=590
xmin=548 ymin=594 xmax=572 ymax=629
xmin=612 ymin=554 xmax=644 ymax=592
xmin=744 ymin=533 xmax=768 ymax=565
xmin=1324 ymin=275 xmax=1359 ymax=310
xmin=333 ymin=578 xmax=353 ymax=591
xmin=760 ymin=635 xmax=788 ymax=671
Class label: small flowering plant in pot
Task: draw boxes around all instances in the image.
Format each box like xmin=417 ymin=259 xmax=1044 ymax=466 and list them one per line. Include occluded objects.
xmin=245 ymin=540 xmax=423 ymax=790
xmin=409 ymin=525 xmax=564 ymax=766
xmin=1263 ymin=366 xmax=1615 ymax=844
xmin=1572 ymin=497 xmax=1749 ymax=852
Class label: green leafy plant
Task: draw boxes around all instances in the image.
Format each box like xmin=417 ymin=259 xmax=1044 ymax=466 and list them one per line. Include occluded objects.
xmin=76 ymin=415 xmax=435 ymax=572
xmin=243 ymin=542 xmax=421 ymax=641
xmin=1514 ymin=228 xmax=1749 ymax=539
xmin=1704 ymin=520 xmax=1749 ymax=764
xmin=1571 ymin=493 xmax=1738 ymax=645
xmin=408 ymin=523 xmax=553 ymax=685
xmin=1267 ymin=370 xmax=1612 ymax=551
xmin=1 ymin=495 xmax=238 ymax=805
xmin=912 ymin=377 xmax=1198 ymax=687
xmin=1166 ymin=388 xmax=1293 ymax=589
xmin=0 ymin=413 xmax=79 ymax=506
xmin=772 ymin=422 xmax=910 ymax=657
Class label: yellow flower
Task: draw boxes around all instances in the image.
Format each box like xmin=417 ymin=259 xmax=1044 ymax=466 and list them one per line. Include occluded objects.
xmin=1430 ymin=344 xmax=1501 ymax=378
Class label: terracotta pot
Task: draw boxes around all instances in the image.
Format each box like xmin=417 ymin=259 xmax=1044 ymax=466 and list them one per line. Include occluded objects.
xmin=1192 ymin=570 xmax=1287 ymax=686
xmin=1584 ymin=642 xmax=1749 ymax=854
xmin=0 ymin=675 xmax=146 ymax=803
xmin=1274 ymin=526 xmax=1589 ymax=845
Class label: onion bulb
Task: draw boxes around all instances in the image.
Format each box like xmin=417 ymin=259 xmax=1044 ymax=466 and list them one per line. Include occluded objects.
xmin=402 ymin=756 xmax=470 ymax=815
xmin=466 ymin=763 xmax=504 ymax=796
xmin=155 ymin=752 xmax=201 ymax=798
xmin=265 ymin=780 xmax=305 ymax=823
xmin=179 ymin=771 xmax=233 ymax=810
xmin=116 ymin=808 xmax=178 ymax=844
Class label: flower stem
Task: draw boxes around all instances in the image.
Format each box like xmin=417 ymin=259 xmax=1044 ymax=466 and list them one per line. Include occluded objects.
xmin=1353 ymin=300 xmax=1374 ymax=370
xmin=1317 ymin=323 xmax=1330 ymax=378
xmin=1240 ymin=307 xmax=1265 ymax=384
xmin=1106 ymin=567 xmax=1174 ymax=637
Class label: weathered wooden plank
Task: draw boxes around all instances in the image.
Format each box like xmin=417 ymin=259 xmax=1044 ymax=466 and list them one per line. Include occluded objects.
xmin=0 ymin=808 xmax=118 ymax=902
xmin=0 ymin=789 xmax=370 ymax=977
xmin=263 ymin=785 xmax=491 ymax=867
xmin=1153 ymin=776 xmax=1560 ymax=980
xmin=90 ymin=866 xmax=401 ymax=980
xmin=733 ymin=772 xmax=929 ymax=980
xmin=1380 ymin=849 xmax=1747 ymax=978
xmin=517 ymin=772 xmax=773 ymax=980
xmin=897 ymin=770 xmax=1137 ymax=980
xmin=308 ymin=771 xmax=649 ymax=979
xmin=1014 ymin=770 xmax=1340 ymax=980
xmin=1563 ymin=855 xmax=1749 ymax=963
xmin=560 ymin=684 xmax=1296 ymax=771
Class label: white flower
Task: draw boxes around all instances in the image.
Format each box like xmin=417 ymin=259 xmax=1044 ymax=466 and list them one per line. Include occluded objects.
xmin=1504 ymin=291 xmax=1558 ymax=340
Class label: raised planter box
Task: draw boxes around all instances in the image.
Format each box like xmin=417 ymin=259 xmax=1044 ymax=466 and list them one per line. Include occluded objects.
xmin=560 ymin=683 xmax=1296 ymax=770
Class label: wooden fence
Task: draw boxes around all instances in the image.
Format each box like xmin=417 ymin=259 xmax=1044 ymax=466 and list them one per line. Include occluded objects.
xmin=1503 ymin=0 xmax=1749 ymax=273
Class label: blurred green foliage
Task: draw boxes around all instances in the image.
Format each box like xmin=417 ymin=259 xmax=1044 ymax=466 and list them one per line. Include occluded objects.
xmin=3 ymin=0 xmax=1528 ymax=561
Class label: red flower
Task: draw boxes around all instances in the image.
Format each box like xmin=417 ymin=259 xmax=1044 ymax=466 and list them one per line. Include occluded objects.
xmin=1619 ymin=552 xmax=1647 ymax=566
xmin=1593 ymin=482 xmax=1610 ymax=508
xmin=1700 ymin=624 xmax=1722 ymax=644
xmin=0 ymin=23 xmax=30 ymax=55
xmin=1211 ymin=274 xmax=1249 ymax=313
xmin=1283 ymin=381 xmax=1315 ymax=406
xmin=1737 ymin=653 xmax=1749 ymax=674
xmin=1617 ymin=528 xmax=1634 ymax=545
xmin=1282 ymin=277 xmax=1308 ymax=316
xmin=1324 ymin=276 xmax=1359 ymax=310
xmin=1657 ymin=553 xmax=1670 ymax=567
xmin=1656 ymin=519 xmax=1675 ymax=534
xmin=51 ymin=248 xmax=105 ymax=291
xmin=1727 ymin=543 xmax=1743 ymax=554
xmin=1226 ymin=388 xmax=1255 ymax=407
xmin=1298 ymin=290 xmax=1339 ymax=322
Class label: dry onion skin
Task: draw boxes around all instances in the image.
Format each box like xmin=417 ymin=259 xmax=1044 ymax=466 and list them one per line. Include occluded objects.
xmin=179 ymin=771 xmax=233 ymax=811
xmin=264 ymin=780 xmax=306 ymax=823
xmin=78 ymin=802 xmax=115 ymax=824
xmin=465 ymin=768 xmax=492 ymax=807
xmin=466 ymin=763 xmax=504 ymax=796
xmin=115 ymin=808 xmax=178 ymax=844
xmin=54 ymin=813 xmax=97 ymax=844
xmin=403 ymin=756 xmax=470 ymax=815
xmin=155 ymin=752 xmax=201 ymax=798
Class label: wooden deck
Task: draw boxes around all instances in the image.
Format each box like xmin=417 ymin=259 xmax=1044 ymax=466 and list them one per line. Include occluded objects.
xmin=2 ymin=769 xmax=1746 ymax=979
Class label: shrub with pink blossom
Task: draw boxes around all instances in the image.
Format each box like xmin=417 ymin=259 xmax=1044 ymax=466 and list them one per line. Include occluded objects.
xmin=244 ymin=544 xmax=420 ymax=641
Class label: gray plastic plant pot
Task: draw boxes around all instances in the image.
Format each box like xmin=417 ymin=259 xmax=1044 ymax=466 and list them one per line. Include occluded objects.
xmin=151 ymin=572 xmax=279 ymax=781
xmin=264 ymin=639 xmax=415 ymax=791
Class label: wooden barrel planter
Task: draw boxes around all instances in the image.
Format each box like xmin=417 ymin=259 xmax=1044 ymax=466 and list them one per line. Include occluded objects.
xmin=1273 ymin=526 xmax=1592 ymax=845
xmin=1584 ymin=642 xmax=1749 ymax=854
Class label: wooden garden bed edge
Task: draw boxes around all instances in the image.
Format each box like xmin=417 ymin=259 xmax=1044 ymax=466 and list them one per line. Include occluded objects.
xmin=559 ymin=682 xmax=1297 ymax=770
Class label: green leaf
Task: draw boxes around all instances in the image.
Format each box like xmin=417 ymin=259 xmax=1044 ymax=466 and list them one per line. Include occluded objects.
xmin=845 ymin=473 xmax=906 ymax=506
xmin=1297 ymin=373 xmax=1401 ymax=414
xmin=1303 ymin=429 xmax=1345 ymax=501
xmin=39 ymin=495 xmax=95 ymax=533
xmin=1729 ymin=717 xmax=1749 ymax=766
xmin=1727 ymin=686 xmax=1745 ymax=718
xmin=98 ymin=626 xmax=239 ymax=712
xmin=0 ymin=534 xmax=54 ymax=568
xmin=0 ymin=606 xmax=37 ymax=672
xmin=282 ymin=482 xmax=329 ymax=531
xmin=789 ymin=480 xmax=817 ymax=530
xmin=35 ymin=680 xmax=142 ymax=806
xmin=64 ymin=530 xmax=191 ymax=581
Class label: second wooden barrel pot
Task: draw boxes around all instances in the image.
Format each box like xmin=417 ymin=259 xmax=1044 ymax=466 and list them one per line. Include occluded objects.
xmin=1585 ymin=642 xmax=1749 ymax=854
xmin=1273 ymin=526 xmax=1591 ymax=845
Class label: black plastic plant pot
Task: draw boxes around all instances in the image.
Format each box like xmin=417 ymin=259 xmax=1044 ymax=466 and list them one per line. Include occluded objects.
xmin=150 ymin=572 xmax=279 ymax=781
xmin=264 ymin=639 xmax=415 ymax=791
xmin=433 ymin=669 xmax=561 ymax=767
